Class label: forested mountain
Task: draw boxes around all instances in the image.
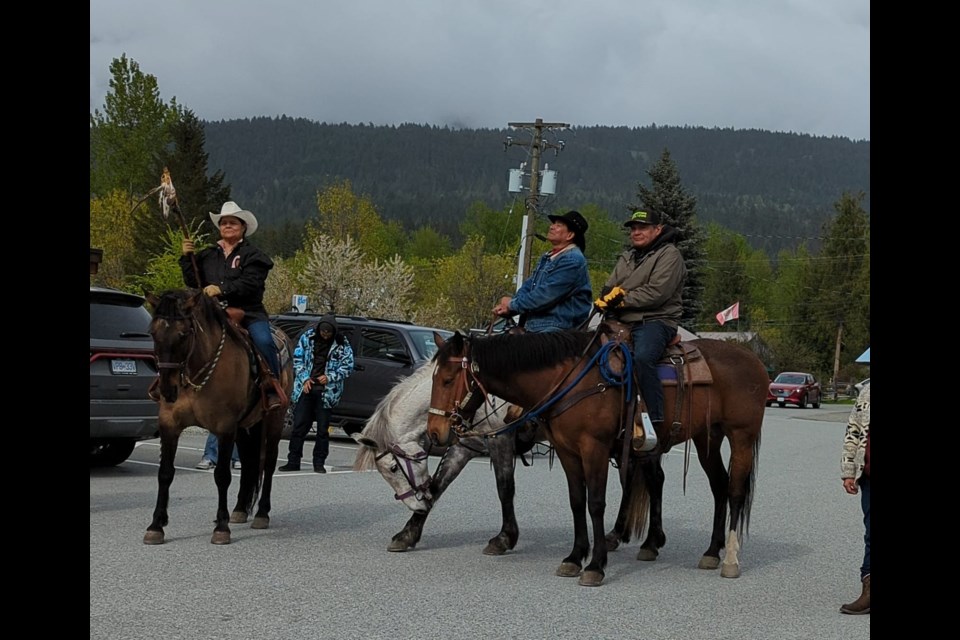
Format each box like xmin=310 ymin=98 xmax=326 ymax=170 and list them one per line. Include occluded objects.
xmin=202 ymin=118 xmax=869 ymax=256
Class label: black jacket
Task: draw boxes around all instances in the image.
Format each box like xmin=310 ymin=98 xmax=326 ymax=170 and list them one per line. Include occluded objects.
xmin=179 ymin=239 xmax=274 ymax=322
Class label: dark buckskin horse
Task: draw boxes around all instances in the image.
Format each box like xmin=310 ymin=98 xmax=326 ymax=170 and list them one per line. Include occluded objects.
xmin=427 ymin=329 xmax=767 ymax=587
xmin=144 ymin=289 xmax=293 ymax=545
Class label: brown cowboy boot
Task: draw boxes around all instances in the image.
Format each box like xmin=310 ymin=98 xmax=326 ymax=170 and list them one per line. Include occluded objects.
xmin=839 ymin=574 xmax=870 ymax=614
xmin=260 ymin=372 xmax=288 ymax=412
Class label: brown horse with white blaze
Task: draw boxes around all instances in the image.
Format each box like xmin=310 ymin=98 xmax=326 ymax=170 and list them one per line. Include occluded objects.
xmin=427 ymin=328 xmax=767 ymax=587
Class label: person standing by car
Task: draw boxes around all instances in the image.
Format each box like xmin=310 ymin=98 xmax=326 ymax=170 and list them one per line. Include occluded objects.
xmin=595 ymin=208 xmax=687 ymax=437
xmin=492 ymin=210 xmax=593 ymax=332
xmin=839 ymin=347 xmax=870 ymax=615
xmin=279 ymin=314 xmax=355 ymax=473
xmin=195 ymin=431 xmax=240 ymax=470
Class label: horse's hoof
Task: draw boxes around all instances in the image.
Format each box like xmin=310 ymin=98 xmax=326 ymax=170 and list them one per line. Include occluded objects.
xmin=555 ymin=562 xmax=582 ymax=578
xmin=211 ymin=531 xmax=231 ymax=545
xmin=388 ymin=539 xmax=414 ymax=552
xmin=636 ymin=548 xmax=659 ymax=562
xmin=143 ymin=530 xmax=165 ymax=545
xmin=698 ymin=555 xmax=721 ymax=570
xmin=251 ymin=516 xmax=270 ymax=530
xmin=482 ymin=540 xmax=509 ymax=556
xmin=230 ymin=511 xmax=248 ymax=524
xmin=578 ymin=570 xmax=605 ymax=587
xmin=720 ymin=562 xmax=741 ymax=578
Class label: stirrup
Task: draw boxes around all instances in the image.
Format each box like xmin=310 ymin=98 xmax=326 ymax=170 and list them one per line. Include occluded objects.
xmin=262 ymin=377 xmax=288 ymax=411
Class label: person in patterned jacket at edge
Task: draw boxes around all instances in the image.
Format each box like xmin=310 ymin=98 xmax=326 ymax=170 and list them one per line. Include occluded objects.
xmin=279 ymin=314 xmax=355 ymax=473
xmin=839 ymin=347 xmax=870 ymax=615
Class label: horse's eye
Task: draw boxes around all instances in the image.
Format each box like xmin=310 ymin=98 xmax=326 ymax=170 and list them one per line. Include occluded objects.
xmin=389 ymin=462 xmax=399 ymax=473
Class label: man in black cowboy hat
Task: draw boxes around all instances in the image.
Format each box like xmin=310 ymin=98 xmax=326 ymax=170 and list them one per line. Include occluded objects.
xmin=492 ymin=209 xmax=593 ymax=332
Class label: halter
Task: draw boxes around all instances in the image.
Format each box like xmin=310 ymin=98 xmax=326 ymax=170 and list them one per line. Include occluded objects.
xmin=375 ymin=443 xmax=432 ymax=502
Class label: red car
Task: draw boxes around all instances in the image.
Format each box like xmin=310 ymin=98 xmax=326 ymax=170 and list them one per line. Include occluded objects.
xmin=767 ymin=371 xmax=821 ymax=408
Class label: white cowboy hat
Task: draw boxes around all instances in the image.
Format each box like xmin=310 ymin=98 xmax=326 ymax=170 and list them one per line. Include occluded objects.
xmin=209 ymin=201 xmax=259 ymax=237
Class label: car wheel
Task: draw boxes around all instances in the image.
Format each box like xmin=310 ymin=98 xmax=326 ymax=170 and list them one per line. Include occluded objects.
xmin=778 ymin=401 xmax=785 ymax=408
xmin=765 ymin=401 xmax=771 ymax=408
xmin=798 ymin=395 xmax=807 ymax=409
xmin=812 ymin=393 xmax=821 ymax=409
xmin=90 ymin=440 xmax=137 ymax=467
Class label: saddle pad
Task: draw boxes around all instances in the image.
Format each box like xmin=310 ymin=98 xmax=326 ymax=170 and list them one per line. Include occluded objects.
xmin=658 ymin=345 xmax=713 ymax=386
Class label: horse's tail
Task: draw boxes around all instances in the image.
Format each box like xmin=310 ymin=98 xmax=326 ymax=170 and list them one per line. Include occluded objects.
xmin=623 ymin=463 xmax=650 ymax=542
xmin=735 ymin=434 xmax=761 ymax=540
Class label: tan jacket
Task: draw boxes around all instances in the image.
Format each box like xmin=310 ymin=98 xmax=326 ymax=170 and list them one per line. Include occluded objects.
xmin=603 ymin=232 xmax=686 ymax=328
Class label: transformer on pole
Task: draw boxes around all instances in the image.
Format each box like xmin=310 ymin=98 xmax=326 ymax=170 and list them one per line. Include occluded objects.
xmin=503 ymin=118 xmax=569 ymax=289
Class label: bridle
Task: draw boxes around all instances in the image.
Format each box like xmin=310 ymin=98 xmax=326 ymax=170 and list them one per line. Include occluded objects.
xmin=375 ymin=443 xmax=432 ymax=502
xmin=427 ymin=339 xmax=492 ymax=438
xmin=152 ymin=308 xmax=227 ymax=393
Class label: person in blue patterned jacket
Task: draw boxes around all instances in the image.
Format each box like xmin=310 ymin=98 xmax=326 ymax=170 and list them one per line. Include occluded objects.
xmin=492 ymin=210 xmax=593 ymax=332
xmin=279 ymin=314 xmax=355 ymax=473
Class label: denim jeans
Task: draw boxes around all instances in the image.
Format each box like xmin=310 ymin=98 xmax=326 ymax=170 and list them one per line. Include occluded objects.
xmin=629 ymin=320 xmax=677 ymax=423
xmin=202 ymin=432 xmax=239 ymax=463
xmin=247 ymin=319 xmax=280 ymax=377
xmin=859 ymin=474 xmax=870 ymax=579
xmin=286 ymin=387 xmax=332 ymax=467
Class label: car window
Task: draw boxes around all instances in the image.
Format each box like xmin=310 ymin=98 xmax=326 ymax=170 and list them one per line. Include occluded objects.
xmin=774 ymin=374 xmax=805 ymax=385
xmin=358 ymin=328 xmax=408 ymax=360
xmin=407 ymin=329 xmax=453 ymax=360
xmin=90 ymin=302 xmax=153 ymax=340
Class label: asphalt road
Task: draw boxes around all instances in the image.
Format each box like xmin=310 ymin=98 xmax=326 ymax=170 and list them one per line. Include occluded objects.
xmin=90 ymin=405 xmax=869 ymax=640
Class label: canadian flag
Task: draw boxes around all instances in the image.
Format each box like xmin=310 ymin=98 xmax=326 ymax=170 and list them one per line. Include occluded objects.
xmin=716 ymin=301 xmax=740 ymax=326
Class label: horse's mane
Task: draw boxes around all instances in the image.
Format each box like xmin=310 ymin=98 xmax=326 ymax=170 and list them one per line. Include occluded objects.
xmin=463 ymin=330 xmax=595 ymax=373
xmin=152 ymin=288 xmax=242 ymax=342
xmin=353 ymin=365 xmax=434 ymax=470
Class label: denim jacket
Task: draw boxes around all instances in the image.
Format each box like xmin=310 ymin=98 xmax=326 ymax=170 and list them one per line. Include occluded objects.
xmin=509 ymin=245 xmax=593 ymax=332
xmin=291 ymin=328 xmax=355 ymax=408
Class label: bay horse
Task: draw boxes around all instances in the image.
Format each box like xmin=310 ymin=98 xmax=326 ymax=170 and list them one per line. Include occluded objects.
xmin=427 ymin=328 xmax=768 ymax=587
xmin=353 ymin=363 xmax=542 ymax=555
xmin=144 ymin=288 xmax=294 ymax=545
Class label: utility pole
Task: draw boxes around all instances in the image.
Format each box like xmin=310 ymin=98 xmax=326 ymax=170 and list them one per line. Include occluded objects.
xmin=832 ymin=322 xmax=843 ymax=400
xmin=504 ymin=118 xmax=569 ymax=287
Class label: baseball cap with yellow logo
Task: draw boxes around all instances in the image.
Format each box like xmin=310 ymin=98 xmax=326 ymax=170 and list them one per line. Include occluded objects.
xmin=623 ymin=209 xmax=662 ymax=227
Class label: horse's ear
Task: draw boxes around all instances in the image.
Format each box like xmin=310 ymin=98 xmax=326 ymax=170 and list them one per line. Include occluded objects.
xmin=144 ymin=290 xmax=160 ymax=310
xmin=433 ymin=331 xmax=446 ymax=349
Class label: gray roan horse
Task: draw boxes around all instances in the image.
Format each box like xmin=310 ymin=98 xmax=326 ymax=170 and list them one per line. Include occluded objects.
xmin=144 ymin=289 xmax=294 ymax=545
xmin=352 ymin=363 xmax=544 ymax=555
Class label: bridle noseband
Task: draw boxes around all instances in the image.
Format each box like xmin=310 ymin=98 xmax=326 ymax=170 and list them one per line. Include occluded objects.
xmin=428 ymin=345 xmax=491 ymax=437
xmin=153 ymin=309 xmax=227 ymax=393
xmin=375 ymin=443 xmax=432 ymax=502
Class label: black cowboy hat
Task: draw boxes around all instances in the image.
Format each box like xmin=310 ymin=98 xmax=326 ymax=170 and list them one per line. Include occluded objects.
xmin=547 ymin=210 xmax=588 ymax=252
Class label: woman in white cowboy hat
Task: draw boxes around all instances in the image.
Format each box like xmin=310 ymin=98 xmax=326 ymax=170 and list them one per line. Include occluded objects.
xmin=180 ymin=201 xmax=286 ymax=410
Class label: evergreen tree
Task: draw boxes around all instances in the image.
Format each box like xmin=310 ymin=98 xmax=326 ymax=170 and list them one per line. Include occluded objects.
xmin=140 ymin=109 xmax=232 ymax=260
xmin=632 ymin=149 xmax=707 ymax=328
xmin=90 ymin=54 xmax=180 ymax=198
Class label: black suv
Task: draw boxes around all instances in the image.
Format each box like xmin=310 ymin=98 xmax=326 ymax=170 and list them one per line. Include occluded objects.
xmin=270 ymin=312 xmax=452 ymax=438
xmin=90 ymin=287 xmax=159 ymax=466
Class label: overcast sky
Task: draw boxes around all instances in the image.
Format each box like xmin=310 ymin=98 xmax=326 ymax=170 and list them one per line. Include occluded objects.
xmin=90 ymin=0 xmax=869 ymax=141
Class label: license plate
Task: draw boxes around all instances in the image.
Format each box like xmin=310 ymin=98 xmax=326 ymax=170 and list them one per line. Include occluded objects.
xmin=111 ymin=359 xmax=137 ymax=375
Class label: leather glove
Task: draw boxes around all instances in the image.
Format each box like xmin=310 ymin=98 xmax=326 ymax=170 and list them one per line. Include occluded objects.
xmin=203 ymin=284 xmax=222 ymax=298
xmin=182 ymin=239 xmax=195 ymax=255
